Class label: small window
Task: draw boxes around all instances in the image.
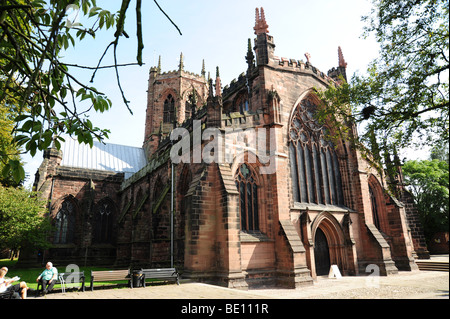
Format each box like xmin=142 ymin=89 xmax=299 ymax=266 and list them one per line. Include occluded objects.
xmin=240 ymin=99 xmax=249 ymax=113
xmin=185 ymin=94 xmax=194 ymax=120
xmin=235 ymin=93 xmax=249 ymax=114
xmin=164 ymin=94 xmax=175 ymax=123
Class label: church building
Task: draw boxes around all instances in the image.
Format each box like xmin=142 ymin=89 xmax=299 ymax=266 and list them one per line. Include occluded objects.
xmin=32 ymin=8 xmax=429 ymax=289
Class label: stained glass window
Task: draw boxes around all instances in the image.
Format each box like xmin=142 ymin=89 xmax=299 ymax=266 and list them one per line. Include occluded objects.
xmin=93 ymin=200 xmax=114 ymax=243
xmin=289 ymin=97 xmax=344 ymax=205
xmin=54 ymin=199 xmax=75 ymax=244
xmin=235 ymin=163 xmax=259 ymax=231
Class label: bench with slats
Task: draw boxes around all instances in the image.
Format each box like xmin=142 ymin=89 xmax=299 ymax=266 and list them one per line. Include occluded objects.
xmin=36 ymin=271 xmax=86 ymax=296
xmin=138 ymin=268 xmax=179 ymax=287
xmin=0 ymin=290 xmax=15 ymax=299
xmin=90 ymin=269 xmax=132 ymax=291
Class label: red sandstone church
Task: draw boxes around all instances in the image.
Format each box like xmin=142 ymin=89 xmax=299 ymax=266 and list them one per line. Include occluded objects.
xmin=31 ymin=8 xmax=429 ymax=288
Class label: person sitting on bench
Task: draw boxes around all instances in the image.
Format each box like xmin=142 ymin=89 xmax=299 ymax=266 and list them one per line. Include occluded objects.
xmin=0 ymin=267 xmax=31 ymax=299
xmin=36 ymin=262 xmax=58 ymax=295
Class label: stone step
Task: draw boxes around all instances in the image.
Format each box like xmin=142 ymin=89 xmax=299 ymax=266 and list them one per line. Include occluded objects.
xmin=416 ymin=261 xmax=448 ymax=272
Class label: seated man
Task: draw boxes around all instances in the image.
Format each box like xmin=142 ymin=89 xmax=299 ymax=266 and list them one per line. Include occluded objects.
xmin=36 ymin=262 xmax=58 ymax=295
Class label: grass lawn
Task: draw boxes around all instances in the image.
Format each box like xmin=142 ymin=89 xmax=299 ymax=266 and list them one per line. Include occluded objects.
xmin=0 ymin=259 xmax=131 ymax=291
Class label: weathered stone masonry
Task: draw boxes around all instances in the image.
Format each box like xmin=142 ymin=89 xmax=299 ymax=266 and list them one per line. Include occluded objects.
xmin=31 ymin=7 xmax=429 ymax=288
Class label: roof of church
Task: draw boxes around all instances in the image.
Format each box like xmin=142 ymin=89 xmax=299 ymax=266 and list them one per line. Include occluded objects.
xmin=59 ymin=137 xmax=147 ymax=179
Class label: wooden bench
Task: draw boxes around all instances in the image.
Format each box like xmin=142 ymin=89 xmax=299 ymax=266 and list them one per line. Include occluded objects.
xmin=90 ymin=269 xmax=132 ymax=291
xmin=36 ymin=271 xmax=86 ymax=295
xmin=0 ymin=290 xmax=16 ymax=299
xmin=137 ymin=268 xmax=180 ymax=287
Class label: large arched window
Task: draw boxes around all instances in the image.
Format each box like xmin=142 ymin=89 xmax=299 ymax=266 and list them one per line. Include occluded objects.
xmin=93 ymin=199 xmax=114 ymax=244
xmin=289 ymin=96 xmax=344 ymax=205
xmin=54 ymin=199 xmax=76 ymax=244
xmin=163 ymin=94 xmax=175 ymax=123
xmin=235 ymin=163 xmax=259 ymax=231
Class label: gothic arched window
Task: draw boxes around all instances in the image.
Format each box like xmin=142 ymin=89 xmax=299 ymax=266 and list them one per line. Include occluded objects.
xmin=289 ymin=97 xmax=344 ymax=205
xmin=235 ymin=163 xmax=259 ymax=231
xmin=235 ymin=93 xmax=249 ymax=114
xmin=163 ymin=94 xmax=175 ymax=123
xmin=54 ymin=199 xmax=76 ymax=244
xmin=185 ymin=95 xmax=193 ymax=120
xmin=93 ymin=199 xmax=114 ymax=244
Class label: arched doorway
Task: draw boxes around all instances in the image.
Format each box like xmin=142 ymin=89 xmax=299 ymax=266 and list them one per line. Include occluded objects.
xmin=311 ymin=212 xmax=352 ymax=276
xmin=314 ymin=227 xmax=331 ymax=276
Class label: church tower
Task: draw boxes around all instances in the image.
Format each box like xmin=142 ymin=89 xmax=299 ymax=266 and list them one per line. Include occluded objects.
xmin=143 ymin=55 xmax=209 ymax=158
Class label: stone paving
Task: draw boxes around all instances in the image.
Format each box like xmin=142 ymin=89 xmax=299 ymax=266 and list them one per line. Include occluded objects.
xmin=34 ymin=269 xmax=448 ymax=300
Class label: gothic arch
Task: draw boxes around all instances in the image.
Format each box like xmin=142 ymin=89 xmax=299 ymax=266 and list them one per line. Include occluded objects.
xmin=233 ymin=90 xmax=249 ymax=113
xmin=231 ymin=151 xmax=266 ymax=189
xmin=231 ymin=152 xmax=271 ymax=236
xmin=288 ymin=89 xmax=321 ymax=130
xmin=92 ymin=197 xmax=116 ymax=244
xmin=311 ymin=212 xmax=349 ymax=275
xmin=50 ymin=195 xmax=80 ymax=245
xmin=368 ymin=174 xmax=388 ymax=232
xmin=288 ymin=92 xmax=344 ymax=206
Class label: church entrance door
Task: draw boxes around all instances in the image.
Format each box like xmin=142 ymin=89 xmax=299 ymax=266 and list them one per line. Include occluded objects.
xmin=314 ymin=227 xmax=331 ymax=276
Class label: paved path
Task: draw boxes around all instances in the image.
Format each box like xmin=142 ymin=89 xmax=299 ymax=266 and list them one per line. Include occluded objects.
xmin=35 ymin=270 xmax=448 ymax=300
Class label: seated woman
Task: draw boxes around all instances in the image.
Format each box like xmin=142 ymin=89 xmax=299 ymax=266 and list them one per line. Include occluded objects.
xmin=0 ymin=267 xmax=31 ymax=299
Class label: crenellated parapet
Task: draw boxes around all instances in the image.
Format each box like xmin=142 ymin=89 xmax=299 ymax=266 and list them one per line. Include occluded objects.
xmin=270 ymin=55 xmax=335 ymax=85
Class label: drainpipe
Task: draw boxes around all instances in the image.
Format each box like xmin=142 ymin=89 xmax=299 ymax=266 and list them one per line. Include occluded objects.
xmin=170 ymin=160 xmax=174 ymax=268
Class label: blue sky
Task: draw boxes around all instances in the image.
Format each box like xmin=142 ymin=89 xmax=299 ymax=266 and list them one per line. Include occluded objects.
xmin=23 ymin=0 xmax=386 ymax=187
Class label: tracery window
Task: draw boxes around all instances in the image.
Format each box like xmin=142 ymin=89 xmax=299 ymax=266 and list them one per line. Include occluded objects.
xmin=289 ymin=97 xmax=344 ymax=205
xmin=54 ymin=199 xmax=76 ymax=244
xmin=93 ymin=200 xmax=114 ymax=244
xmin=163 ymin=94 xmax=175 ymax=123
xmin=235 ymin=163 xmax=259 ymax=231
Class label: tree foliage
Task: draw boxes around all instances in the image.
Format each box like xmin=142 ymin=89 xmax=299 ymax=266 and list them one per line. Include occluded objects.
xmin=316 ymin=0 xmax=449 ymax=160
xmin=0 ymin=101 xmax=23 ymax=186
xmin=402 ymin=159 xmax=449 ymax=241
xmin=0 ymin=185 xmax=52 ymax=252
xmin=0 ymin=0 xmax=179 ymax=183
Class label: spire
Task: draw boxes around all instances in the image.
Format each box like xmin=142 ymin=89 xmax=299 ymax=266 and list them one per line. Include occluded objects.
xmin=254 ymin=7 xmax=269 ymax=35
xmin=178 ymin=52 xmax=184 ymax=71
xmin=215 ymin=66 xmax=221 ymax=97
xmin=245 ymin=38 xmax=255 ymax=70
xmin=338 ymin=46 xmax=347 ymax=68
xmin=157 ymin=55 xmax=161 ymax=74
xmin=201 ymin=59 xmax=206 ymax=78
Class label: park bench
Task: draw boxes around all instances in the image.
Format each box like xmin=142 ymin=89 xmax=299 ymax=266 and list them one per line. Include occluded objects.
xmin=90 ymin=269 xmax=132 ymax=291
xmin=136 ymin=268 xmax=179 ymax=287
xmin=0 ymin=290 xmax=16 ymax=299
xmin=36 ymin=271 xmax=85 ymax=295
